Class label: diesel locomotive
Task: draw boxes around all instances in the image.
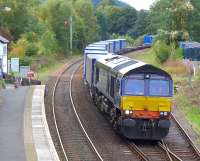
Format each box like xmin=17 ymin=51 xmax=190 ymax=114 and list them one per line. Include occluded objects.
xmin=84 ymin=39 xmax=173 ymax=140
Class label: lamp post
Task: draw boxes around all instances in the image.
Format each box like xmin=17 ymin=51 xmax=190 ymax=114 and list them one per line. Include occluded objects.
xmin=64 ymin=16 xmax=73 ymax=55
xmin=70 ymin=16 xmax=73 ymax=55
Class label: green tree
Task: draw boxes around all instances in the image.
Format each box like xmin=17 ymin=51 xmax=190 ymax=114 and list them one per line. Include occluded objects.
xmin=74 ymin=0 xmax=98 ymax=47
xmin=128 ymin=10 xmax=149 ymax=37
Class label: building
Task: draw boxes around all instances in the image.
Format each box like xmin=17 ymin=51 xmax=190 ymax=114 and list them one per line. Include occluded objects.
xmin=0 ymin=35 xmax=9 ymax=73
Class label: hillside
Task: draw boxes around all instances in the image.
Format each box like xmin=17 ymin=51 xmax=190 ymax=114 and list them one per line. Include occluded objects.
xmin=92 ymin=0 xmax=128 ymax=7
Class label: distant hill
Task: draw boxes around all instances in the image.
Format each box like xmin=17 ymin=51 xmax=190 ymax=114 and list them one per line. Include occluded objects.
xmin=92 ymin=0 xmax=129 ymax=7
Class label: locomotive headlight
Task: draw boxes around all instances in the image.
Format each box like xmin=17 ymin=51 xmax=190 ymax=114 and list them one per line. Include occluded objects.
xmin=164 ymin=112 xmax=168 ymax=116
xmin=125 ymin=110 xmax=130 ymax=115
xmin=160 ymin=111 xmax=168 ymax=116
xmin=124 ymin=110 xmax=133 ymax=115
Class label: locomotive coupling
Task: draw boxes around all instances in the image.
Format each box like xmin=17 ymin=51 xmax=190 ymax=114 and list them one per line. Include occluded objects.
xmin=122 ymin=118 xmax=136 ymax=127
xmin=158 ymin=120 xmax=171 ymax=128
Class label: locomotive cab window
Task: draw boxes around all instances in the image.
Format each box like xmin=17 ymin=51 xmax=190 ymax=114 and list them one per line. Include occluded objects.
xmin=122 ymin=74 xmax=145 ymax=96
xmin=149 ymin=79 xmax=170 ymax=96
xmin=148 ymin=74 xmax=170 ymax=97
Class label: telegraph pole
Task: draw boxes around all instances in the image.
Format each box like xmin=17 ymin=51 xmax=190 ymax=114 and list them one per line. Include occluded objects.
xmin=70 ymin=16 xmax=73 ymax=55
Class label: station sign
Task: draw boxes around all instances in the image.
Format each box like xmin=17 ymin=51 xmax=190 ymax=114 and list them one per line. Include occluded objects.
xmin=11 ymin=58 xmax=19 ymax=73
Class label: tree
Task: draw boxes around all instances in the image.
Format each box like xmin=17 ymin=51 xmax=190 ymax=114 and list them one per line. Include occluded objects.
xmin=74 ymin=0 xmax=98 ymax=47
xmin=128 ymin=10 xmax=149 ymax=37
xmin=96 ymin=11 xmax=109 ymax=40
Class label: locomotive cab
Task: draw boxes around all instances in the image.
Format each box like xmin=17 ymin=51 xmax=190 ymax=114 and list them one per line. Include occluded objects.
xmin=120 ymin=68 xmax=173 ymax=140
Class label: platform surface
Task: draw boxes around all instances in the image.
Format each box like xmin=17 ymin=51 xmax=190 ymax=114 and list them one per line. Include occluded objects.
xmin=0 ymin=85 xmax=59 ymax=161
xmin=0 ymin=86 xmax=28 ymax=161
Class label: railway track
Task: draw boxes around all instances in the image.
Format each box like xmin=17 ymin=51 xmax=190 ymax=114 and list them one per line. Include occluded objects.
xmin=44 ymin=49 xmax=200 ymax=161
xmin=124 ymin=114 xmax=200 ymax=161
xmin=51 ymin=59 xmax=104 ymax=161
xmin=161 ymin=114 xmax=200 ymax=161
xmin=71 ymin=65 xmax=141 ymax=161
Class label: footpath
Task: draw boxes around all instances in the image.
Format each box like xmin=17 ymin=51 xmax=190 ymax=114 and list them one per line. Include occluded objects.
xmin=0 ymin=85 xmax=59 ymax=161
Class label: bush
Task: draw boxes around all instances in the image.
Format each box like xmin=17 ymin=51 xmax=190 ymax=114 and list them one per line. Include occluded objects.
xmin=20 ymin=57 xmax=33 ymax=66
xmin=125 ymin=35 xmax=135 ymax=47
xmin=153 ymin=40 xmax=170 ymax=63
xmin=172 ymin=47 xmax=183 ymax=60
xmin=134 ymin=35 xmax=144 ymax=46
xmin=9 ymin=39 xmax=27 ymax=59
xmin=26 ymin=43 xmax=38 ymax=56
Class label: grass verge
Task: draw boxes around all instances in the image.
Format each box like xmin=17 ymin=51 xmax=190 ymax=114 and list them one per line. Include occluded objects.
xmin=37 ymin=54 xmax=81 ymax=84
xmin=175 ymin=93 xmax=200 ymax=135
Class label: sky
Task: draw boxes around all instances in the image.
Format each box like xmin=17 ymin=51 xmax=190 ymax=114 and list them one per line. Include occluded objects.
xmin=119 ymin=0 xmax=155 ymax=10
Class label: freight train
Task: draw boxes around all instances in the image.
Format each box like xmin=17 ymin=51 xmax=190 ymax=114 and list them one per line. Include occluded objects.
xmin=84 ymin=38 xmax=173 ymax=140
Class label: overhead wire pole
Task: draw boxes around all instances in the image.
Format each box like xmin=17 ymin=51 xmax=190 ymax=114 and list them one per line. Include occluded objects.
xmin=70 ymin=16 xmax=73 ymax=55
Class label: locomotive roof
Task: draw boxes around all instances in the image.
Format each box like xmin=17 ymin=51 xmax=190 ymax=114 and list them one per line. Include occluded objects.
xmin=96 ymin=55 xmax=171 ymax=78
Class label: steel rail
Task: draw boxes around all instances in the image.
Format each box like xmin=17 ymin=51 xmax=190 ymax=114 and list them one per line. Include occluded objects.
xmin=160 ymin=140 xmax=173 ymax=161
xmin=158 ymin=141 xmax=182 ymax=161
xmin=69 ymin=64 xmax=104 ymax=161
xmin=171 ymin=113 xmax=200 ymax=157
xmin=52 ymin=59 xmax=82 ymax=161
xmin=126 ymin=142 xmax=149 ymax=161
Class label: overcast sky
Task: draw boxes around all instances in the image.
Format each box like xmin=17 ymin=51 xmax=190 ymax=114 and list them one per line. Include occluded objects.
xmin=119 ymin=0 xmax=155 ymax=10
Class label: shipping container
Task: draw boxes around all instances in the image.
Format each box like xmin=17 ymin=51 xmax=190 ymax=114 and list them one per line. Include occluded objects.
xmin=85 ymin=46 xmax=107 ymax=51
xmin=84 ymin=49 xmax=110 ymax=81
xmin=107 ymin=39 xmax=120 ymax=53
xmin=144 ymin=35 xmax=153 ymax=45
xmin=183 ymin=46 xmax=200 ymax=61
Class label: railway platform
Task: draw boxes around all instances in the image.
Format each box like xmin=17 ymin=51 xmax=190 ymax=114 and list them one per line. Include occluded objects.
xmin=0 ymin=85 xmax=59 ymax=161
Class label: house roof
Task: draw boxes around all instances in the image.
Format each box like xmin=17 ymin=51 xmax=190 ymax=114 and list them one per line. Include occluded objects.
xmin=0 ymin=35 xmax=9 ymax=44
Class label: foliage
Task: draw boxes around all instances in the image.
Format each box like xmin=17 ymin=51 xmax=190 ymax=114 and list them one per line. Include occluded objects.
xmin=133 ymin=35 xmax=144 ymax=46
xmin=19 ymin=56 xmax=33 ymax=66
xmin=149 ymin=0 xmax=199 ymax=42
xmin=153 ymin=40 xmax=170 ymax=63
xmin=125 ymin=35 xmax=135 ymax=47
xmin=128 ymin=10 xmax=150 ymax=38
xmin=95 ymin=10 xmax=109 ymax=40
xmin=92 ymin=0 xmax=128 ymax=7
xmin=0 ymin=0 xmax=200 ymax=66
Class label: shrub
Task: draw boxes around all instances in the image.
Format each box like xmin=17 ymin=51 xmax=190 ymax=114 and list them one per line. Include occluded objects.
xmin=153 ymin=40 xmax=170 ymax=63
xmin=9 ymin=39 xmax=27 ymax=59
xmin=125 ymin=35 xmax=135 ymax=47
xmin=172 ymin=47 xmax=183 ymax=60
xmin=134 ymin=35 xmax=144 ymax=46
xmin=26 ymin=43 xmax=38 ymax=56
xmin=20 ymin=57 xmax=33 ymax=66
